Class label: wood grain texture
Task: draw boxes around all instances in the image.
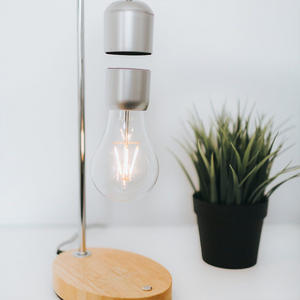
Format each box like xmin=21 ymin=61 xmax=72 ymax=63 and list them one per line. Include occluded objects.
xmin=53 ymin=248 xmax=172 ymax=300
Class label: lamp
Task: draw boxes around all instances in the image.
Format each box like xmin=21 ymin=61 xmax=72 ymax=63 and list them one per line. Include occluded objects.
xmin=52 ymin=1 xmax=172 ymax=300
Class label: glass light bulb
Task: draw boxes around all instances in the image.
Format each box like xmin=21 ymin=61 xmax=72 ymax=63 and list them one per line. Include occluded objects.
xmin=91 ymin=110 xmax=159 ymax=202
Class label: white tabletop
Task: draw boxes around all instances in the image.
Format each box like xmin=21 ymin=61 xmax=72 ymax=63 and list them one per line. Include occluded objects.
xmin=0 ymin=224 xmax=299 ymax=300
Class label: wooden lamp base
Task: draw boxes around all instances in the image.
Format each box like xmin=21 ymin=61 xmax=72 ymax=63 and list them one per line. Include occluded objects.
xmin=53 ymin=248 xmax=172 ymax=300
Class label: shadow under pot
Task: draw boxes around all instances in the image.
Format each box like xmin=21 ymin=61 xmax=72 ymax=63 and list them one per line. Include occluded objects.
xmin=193 ymin=195 xmax=268 ymax=269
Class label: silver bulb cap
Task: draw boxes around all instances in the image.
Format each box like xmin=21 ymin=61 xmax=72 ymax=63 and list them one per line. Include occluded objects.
xmin=105 ymin=68 xmax=151 ymax=111
xmin=104 ymin=1 xmax=154 ymax=55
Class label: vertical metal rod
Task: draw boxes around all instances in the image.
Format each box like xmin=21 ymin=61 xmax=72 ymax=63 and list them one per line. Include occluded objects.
xmin=77 ymin=0 xmax=87 ymax=255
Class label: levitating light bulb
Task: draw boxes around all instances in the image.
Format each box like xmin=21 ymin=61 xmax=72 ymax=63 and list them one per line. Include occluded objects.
xmin=91 ymin=68 xmax=159 ymax=202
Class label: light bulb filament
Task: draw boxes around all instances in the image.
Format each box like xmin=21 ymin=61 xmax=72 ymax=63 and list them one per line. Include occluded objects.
xmin=114 ymin=111 xmax=140 ymax=187
xmin=114 ymin=145 xmax=122 ymax=176
xmin=123 ymin=144 xmax=129 ymax=180
xmin=114 ymin=142 xmax=140 ymax=185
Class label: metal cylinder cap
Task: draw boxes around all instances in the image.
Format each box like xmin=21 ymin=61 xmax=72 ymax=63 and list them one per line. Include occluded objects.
xmin=105 ymin=68 xmax=151 ymax=111
xmin=104 ymin=1 xmax=154 ymax=55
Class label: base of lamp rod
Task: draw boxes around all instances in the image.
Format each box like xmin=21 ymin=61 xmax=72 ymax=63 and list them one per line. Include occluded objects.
xmin=53 ymin=248 xmax=172 ymax=300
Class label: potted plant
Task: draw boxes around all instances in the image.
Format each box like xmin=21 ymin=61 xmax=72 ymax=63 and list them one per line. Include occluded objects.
xmin=171 ymin=104 xmax=299 ymax=269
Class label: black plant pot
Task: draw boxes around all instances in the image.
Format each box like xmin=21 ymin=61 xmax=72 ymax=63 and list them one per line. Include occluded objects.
xmin=193 ymin=195 xmax=268 ymax=269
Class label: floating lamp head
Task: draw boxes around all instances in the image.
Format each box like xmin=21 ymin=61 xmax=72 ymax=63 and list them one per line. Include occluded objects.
xmin=92 ymin=2 xmax=157 ymax=202
xmin=104 ymin=0 xmax=154 ymax=55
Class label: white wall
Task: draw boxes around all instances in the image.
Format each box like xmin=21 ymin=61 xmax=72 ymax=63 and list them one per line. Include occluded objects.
xmin=0 ymin=0 xmax=299 ymax=227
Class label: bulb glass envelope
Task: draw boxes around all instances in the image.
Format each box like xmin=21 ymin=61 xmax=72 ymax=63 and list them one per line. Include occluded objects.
xmin=91 ymin=68 xmax=158 ymax=202
xmin=104 ymin=1 xmax=154 ymax=55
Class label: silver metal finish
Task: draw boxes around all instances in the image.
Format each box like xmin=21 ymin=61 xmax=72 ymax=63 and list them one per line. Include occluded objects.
xmin=77 ymin=0 xmax=88 ymax=256
xmin=104 ymin=1 xmax=154 ymax=55
xmin=105 ymin=68 xmax=151 ymax=111
xmin=142 ymin=286 xmax=152 ymax=291
xmin=73 ymin=250 xmax=92 ymax=258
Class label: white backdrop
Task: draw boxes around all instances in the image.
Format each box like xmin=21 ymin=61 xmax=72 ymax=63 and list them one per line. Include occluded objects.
xmin=0 ymin=0 xmax=299 ymax=227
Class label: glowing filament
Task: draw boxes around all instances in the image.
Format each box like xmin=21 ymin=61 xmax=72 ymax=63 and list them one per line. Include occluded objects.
xmin=114 ymin=111 xmax=140 ymax=187
xmin=114 ymin=145 xmax=122 ymax=176
xmin=114 ymin=142 xmax=140 ymax=185
xmin=123 ymin=145 xmax=129 ymax=180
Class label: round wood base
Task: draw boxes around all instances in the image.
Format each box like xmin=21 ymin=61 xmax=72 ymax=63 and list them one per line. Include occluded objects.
xmin=53 ymin=248 xmax=172 ymax=300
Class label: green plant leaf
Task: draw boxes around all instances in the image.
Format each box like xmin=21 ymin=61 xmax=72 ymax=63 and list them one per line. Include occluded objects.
xmin=197 ymin=140 xmax=211 ymax=174
xmin=267 ymin=132 xmax=278 ymax=155
xmin=283 ymin=165 xmax=300 ymax=173
xmin=242 ymin=134 xmax=256 ymax=171
xmin=220 ymin=147 xmax=228 ymax=204
xmin=229 ymin=165 xmax=241 ymax=205
xmin=266 ymin=174 xmax=300 ymax=198
xmin=247 ymin=150 xmax=260 ymax=167
xmin=248 ymin=161 xmax=293 ymax=204
xmin=230 ymin=142 xmax=242 ymax=177
xmin=277 ymin=143 xmax=296 ymax=157
xmin=210 ymin=154 xmax=218 ymax=204
xmin=243 ymin=149 xmax=280 ymax=199
xmin=239 ymin=165 xmax=257 ymax=187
